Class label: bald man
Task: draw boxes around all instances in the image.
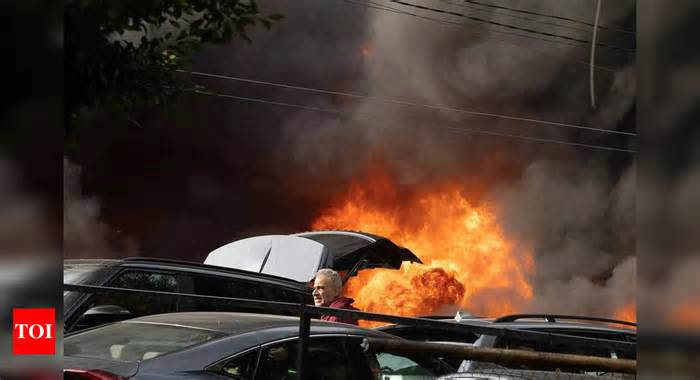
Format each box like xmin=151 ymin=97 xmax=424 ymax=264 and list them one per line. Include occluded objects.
xmin=312 ymin=268 xmax=359 ymax=325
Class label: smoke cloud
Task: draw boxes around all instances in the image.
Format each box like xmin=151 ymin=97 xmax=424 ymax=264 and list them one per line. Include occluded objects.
xmin=64 ymin=158 xmax=136 ymax=258
xmin=68 ymin=0 xmax=637 ymax=317
xmin=285 ymin=0 xmax=637 ymax=317
xmin=0 ymin=158 xmax=53 ymax=258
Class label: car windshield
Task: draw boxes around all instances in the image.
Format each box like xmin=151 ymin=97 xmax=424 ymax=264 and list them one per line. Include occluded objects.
xmin=64 ymin=322 xmax=226 ymax=363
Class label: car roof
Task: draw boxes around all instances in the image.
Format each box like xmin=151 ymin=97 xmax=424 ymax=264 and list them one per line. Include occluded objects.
xmin=447 ymin=318 xmax=635 ymax=335
xmin=64 ymin=259 xmax=120 ymax=267
xmin=487 ymin=321 xmax=636 ymax=335
xmin=122 ymin=312 xmax=384 ymax=336
xmin=65 ymin=257 xmax=311 ymax=291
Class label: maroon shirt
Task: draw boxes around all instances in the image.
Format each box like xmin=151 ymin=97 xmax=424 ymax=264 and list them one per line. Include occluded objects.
xmin=320 ymin=297 xmax=359 ymax=325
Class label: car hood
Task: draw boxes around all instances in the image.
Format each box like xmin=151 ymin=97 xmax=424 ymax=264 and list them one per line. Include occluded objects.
xmin=205 ymin=230 xmax=422 ymax=282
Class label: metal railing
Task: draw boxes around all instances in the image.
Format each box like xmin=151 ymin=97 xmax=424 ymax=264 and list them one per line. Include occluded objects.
xmin=63 ymin=283 xmax=637 ymax=377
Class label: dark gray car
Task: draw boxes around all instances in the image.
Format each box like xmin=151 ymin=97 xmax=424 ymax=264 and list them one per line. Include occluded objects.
xmin=63 ymin=258 xmax=315 ymax=333
xmin=64 ymin=312 xmax=454 ymax=379
xmin=379 ymin=314 xmax=636 ymax=374
xmin=64 ymin=230 xmax=422 ymax=334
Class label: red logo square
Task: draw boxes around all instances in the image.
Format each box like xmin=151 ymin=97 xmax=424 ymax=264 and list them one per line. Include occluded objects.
xmin=13 ymin=308 xmax=56 ymax=355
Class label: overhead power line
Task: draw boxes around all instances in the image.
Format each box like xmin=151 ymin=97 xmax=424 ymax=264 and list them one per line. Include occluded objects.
xmin=441 ymin=125 xmax=634 ymax=153
xmin=436 ymin=0 xmax=628 ymax=36
xmin=341 ymin=0 xmax=618 ymax=73
xmin=388 ymin=0 xmax=633 ymax=52
xmin=458 ymin=0 xmax=635 ymax=35
xmin=344 ymin=0 xmax=584 ymax=50
xmin=179 ymin=70 xmax=636 ymax=137
xmin=188 ymin=88 xmax=636 ymax=154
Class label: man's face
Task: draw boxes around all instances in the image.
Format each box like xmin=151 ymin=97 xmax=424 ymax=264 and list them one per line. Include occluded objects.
xmin=312 ymin=275 xmax=338 ymax=306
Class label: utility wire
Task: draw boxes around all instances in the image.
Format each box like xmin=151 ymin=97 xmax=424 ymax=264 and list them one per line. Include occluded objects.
xmin=436 ymin=0 xmax=628 ymax=37
xmin=342 ymin=0 xmax=618 ymax=73
xmin=189 ymin=88 xmax=635 ymax=153
xmin=347 ymin=0 xmax=588 ymax=50
xmin=179 ymin=70 xmax=636 ymax=137
xmin=442 ymin=125 xmax=634 ymax=153
xmin=458 ymin=0 xmax=635 ymax=35
xmin=389 ymin=0 xmax=633 ymax=52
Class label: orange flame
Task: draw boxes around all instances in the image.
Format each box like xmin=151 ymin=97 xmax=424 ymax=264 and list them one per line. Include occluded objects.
xmin=613 ymin=301 xmax=636 ymax=323
xmin=312 ymin=163 xmax=534 ymax=325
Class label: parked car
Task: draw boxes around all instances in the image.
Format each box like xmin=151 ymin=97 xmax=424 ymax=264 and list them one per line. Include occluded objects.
xmin=461 ymin=314 xmax=636 ymax=372
xmin=65 ymin=230 xmax=421 ymax=333
xmin=379 ymin=313 xmax=636 ymax=373
xmin=63 ymin=311 xmax=454 ymax=379
xmin=63 ymin=258 xmax=314 ymax=333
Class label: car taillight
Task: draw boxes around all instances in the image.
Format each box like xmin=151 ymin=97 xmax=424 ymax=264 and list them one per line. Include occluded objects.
xmin=63 ymin=369 xmax=128 ymax=380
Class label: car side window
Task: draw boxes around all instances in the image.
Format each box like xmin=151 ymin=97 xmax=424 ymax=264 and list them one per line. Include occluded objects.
xmin=265 ymin=287 xmax=304 ymax=304
xmin=531 ymin=329 xmax=637 ymax=360
xmin=209 ymin=349 xmax=260 ymax=380
xmin=365 ymin=352 xmax=435 ymax=379
xmin=255 ymin=340 xmax=298 ymax=380
xmin=186 ymin=275 xmax=263 ymax=312
xmin=71 ymin=270 xmax=179 ymax=331
xmin=340 ymin=335 xmax=449 ymax=379
xmin=494 ymin=335 xmax=615 ymax=372
xmin=254 ymin=337 xmax=353 ymax=380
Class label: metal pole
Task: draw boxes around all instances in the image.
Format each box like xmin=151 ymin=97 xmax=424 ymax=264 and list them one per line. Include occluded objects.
xmin=590 ymin=0 xmax=602 ymax=109
xmin=63 ymin=284 xmax=636 ymax=353
xmin=361 ymin=337 xmax=636 ymax=374
xmin=296 ymin=303 xmax=311 ymax=379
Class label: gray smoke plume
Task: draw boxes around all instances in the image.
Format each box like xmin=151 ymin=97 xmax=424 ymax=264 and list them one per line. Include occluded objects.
xmin=64 ymin=158 xmax=137 ymax=258
xmin=64 ymin=158 xmax=110 ymax=257
xmin=275 ymin=0 xmax=635 ymax=186
xmin=274 ymin=0 xmax=636 ymax=317
xmin=205 ymin=0 xmax=638 ymax=316
xmin=0 ymin=158 xmax=53 ymax=258
xmin=490 ymin=162 xmax=635 ymax=316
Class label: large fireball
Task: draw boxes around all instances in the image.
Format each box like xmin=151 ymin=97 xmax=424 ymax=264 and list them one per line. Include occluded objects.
xmin=311 ymin=163 xmax=534 ymax=323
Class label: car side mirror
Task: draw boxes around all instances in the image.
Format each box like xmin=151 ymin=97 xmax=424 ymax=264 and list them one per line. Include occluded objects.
xmin=75 ymin=305 xmax=133 ymax=330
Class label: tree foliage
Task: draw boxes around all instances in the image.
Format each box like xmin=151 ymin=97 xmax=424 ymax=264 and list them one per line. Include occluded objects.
xmin=65 ymin=0 xmax=282 ymax=133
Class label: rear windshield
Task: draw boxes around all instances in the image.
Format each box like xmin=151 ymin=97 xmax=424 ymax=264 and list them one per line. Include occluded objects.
xmin=64 ymin=262 xmax=115 ymax=310
xmin=64 ymin=322 xmax=226 ymax=362
xmin=64 ymin=263 xmax=109 ymax=284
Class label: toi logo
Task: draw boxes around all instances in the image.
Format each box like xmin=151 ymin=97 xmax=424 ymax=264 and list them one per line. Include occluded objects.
xmin=13 ymin=308 xmax=56 ymax=355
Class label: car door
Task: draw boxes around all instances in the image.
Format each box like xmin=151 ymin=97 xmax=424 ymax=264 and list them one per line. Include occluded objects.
xmin=250 ymin=336 xmax=369 ymax=380
xmin=344 ymin=335 xmax=453 ymax=379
